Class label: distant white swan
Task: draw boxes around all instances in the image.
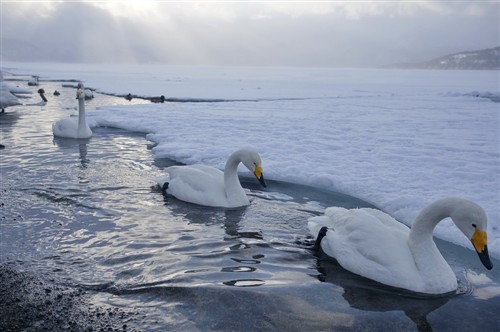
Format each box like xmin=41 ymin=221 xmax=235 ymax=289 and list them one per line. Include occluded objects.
xmin=52 ymin=83 xmax=92 ymax=139
xmin=0 ymin=87 xmax=21 ymax=112
xmin=28 ymin=76 xmax=39 ymax=86
xmin=0 ymin=86 xmax=46 ymax=112
xmin=84 ymin=88 xmax=94 ymax=100
xmin=156 ymin=149 xmax=266 ymax=208
xmin=0 ymin=82 xmax=32 ymax=96
xmin=308 ymin=198 xmax=493 ymax=295
xmin=1 ymin=71 xmax=32 ymax=96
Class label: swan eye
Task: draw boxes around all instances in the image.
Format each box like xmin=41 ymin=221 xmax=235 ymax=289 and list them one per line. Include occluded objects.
xmin=472 ymin=224 xmax=477 ymax=228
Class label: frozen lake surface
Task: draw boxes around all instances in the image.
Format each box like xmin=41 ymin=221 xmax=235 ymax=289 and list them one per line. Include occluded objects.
xmin=1 ymin=77 xmax=499 ymax=331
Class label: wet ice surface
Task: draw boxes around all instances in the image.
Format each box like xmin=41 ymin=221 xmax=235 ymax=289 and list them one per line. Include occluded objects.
xmin=1 ymin=81 xmax=499 ymax=331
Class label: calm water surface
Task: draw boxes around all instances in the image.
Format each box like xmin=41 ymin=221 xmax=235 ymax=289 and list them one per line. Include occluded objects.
xmin=1 ymin=81 xmax=499 ymax=331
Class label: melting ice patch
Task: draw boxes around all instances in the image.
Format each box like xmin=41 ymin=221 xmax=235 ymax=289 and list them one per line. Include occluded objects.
xmin=467 ymin=270 xmax=500 ymax=300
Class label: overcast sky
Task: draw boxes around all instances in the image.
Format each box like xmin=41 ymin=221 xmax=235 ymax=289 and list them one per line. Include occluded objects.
xmin=1 ymin=1 xmax=499 ymax=67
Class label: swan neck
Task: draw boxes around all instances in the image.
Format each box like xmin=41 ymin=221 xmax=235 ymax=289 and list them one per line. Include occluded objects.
xmin=223 ymin=151 xmax=247 ymax=205
xmin=410 ymin=202 xmax=453 ymax=241
xmin=78 ymin=98 xmax=87 ymax=132
xmin=407 ymin=200 xmax=459 ymax=292
xmin=408 ymin=201 xmax=452 ymax=263
xmin=224 ymin=152 xmax=242 ymax=191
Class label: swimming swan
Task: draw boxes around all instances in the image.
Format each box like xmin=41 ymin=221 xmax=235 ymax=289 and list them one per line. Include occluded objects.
xmin=52 ymin=83 xmax=92 ymax=139
xmin=156 ymin=149 xmax=266 ymax=208
xmin=308 ymin=198 xmax=493 ymax=295
xmin=0 ymin=87 xmax=21 ymax=112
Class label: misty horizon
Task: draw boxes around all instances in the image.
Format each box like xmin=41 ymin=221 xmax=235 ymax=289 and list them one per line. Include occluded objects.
xmin=1 ymin=1 xmax=499 ymax=68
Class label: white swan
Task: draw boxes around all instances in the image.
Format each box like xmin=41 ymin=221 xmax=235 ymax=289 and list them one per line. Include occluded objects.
xmin=28 ymin=76 xmax=39 ymax=86
xmin=52 ymin=83 xmax=92 ymax=139
xmin=308 ymin=198 xmax=493 ymax=295
xmin=1 ymin=71 xmax=32 ymax=96
xmin=0 ymin=83 xmax=45 ymax=112
xmin=156 ymin=149 xmax=266 ymax=208
xmin=84 ymin=88 xmax=94 ymax=100
xmin=0 ymin=82 xmax=32 ymax=96
xmin=0 ymin=87 xmax=21 ymax=112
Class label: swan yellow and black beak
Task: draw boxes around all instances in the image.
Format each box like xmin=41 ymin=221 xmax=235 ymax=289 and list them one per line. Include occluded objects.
xmin=471 ymin=228 xmax=493 ymax=270
xmin=76 ymin=89 xmax=82 ymax=99
xmin=253 ymin=165 xmax=266 ymax=188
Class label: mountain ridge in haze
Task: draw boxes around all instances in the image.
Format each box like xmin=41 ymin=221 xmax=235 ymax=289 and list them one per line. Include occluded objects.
xmin=389 ymin=46 xmax=500 ymax=70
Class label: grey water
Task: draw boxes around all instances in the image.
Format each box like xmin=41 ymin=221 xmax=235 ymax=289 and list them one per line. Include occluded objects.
xmin=1 ymin=81 xmax=499 ymax=331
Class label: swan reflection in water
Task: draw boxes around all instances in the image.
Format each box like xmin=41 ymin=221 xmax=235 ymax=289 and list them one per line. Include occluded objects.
xmin=157 ymin=189 xmax=261 ymax=240
xmin=315 ymin=254 xmax=449 ymax=332
xmin=77 ymin=142 xmax=90 ymax=169
xmin=53 ymin=137 xmax=91 ymax=169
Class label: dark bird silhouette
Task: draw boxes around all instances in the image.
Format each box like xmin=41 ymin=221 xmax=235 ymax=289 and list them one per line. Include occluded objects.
xmin=150 ymin=95 xmax=165 ymax=103
xmin=38 ymin=88 xmax=48 ymax=102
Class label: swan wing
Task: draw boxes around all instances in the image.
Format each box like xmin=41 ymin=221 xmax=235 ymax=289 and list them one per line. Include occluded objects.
xmin=309 ymin=207 xmax=422 ymax=290
xmin=165 ymin=165 xmax=228 ymax=207
xmin=359 ymin=208 xmax=410 ymax=233
xmin=155 ymin=175 xmax=170 ymax=188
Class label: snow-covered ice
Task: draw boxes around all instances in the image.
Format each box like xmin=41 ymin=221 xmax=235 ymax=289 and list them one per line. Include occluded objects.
xmin=3 ymin=62 xmax=499 ymax=258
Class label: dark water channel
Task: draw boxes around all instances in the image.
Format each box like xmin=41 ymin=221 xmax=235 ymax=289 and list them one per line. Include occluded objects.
xmin=1 ymin=81 xmax=499 ymax=331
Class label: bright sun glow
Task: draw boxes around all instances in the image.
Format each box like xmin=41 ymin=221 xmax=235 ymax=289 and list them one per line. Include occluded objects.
xmin=91 ymin=0 xmax=160 ymax=19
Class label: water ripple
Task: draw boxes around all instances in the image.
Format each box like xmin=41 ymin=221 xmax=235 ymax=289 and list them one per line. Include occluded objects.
xmin=223 ymin=279 xmax=265 ymax=287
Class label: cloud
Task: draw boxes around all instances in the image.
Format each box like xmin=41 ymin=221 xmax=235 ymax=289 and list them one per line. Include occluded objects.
xmin=1 ymin=1 xmax=498 ymax=67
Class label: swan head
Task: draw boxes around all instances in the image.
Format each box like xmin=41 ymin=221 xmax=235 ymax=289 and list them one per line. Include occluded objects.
xmin=450 ymin=199 xmax=492 ymax=270
xmin=240 ymin=150 xmax=266 ymax=188
xmin=76 ymin=83 xmax=84 ymax=100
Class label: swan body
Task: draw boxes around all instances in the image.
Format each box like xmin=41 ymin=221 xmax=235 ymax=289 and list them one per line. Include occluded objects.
xmin=84 ymin=89 xmax=94 ymax=100
xmin=0 ymin=87 xmax=21 ymax=111
xmin=52 ymin=83 xmax=92 ymax=139
xmin=0 ymin=81 xmax=32 ymax=95
xmin=28 ymin=76 xmax=39 ymax=86
xmin=308 ymin=198 xmax=493 ymax=295
xmin=156 ymin=149 xmax=266 ymax=208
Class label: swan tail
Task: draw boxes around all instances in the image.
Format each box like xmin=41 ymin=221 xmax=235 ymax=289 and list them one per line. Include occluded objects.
xmin=155 ymin=175 xmax=170 ymax=196
xmin=313 ymin=227 xmax=329 ymax=253
xmin=161 ymin=182 xmax=169 ymax=196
